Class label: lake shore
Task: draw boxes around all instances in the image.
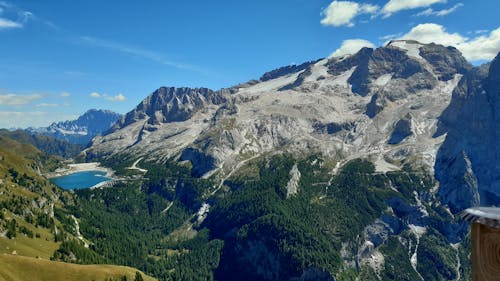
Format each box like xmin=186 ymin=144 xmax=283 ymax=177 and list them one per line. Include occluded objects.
xmin=46 ymin=162 xmax=114 ymax=179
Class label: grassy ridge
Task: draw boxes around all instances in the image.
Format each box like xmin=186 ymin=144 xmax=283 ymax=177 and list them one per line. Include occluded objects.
xmin=0 ymin=254 xmax=156 ymax=281
xmin=0 ymin=223 xmax=59 ymax=259
xmin=0 ymin=129 xmax=82 ymax=159
xmin=0 ymin=135 xmax=157 ymax=281
xmin=0 ymin=136 xmax=69 ymax=260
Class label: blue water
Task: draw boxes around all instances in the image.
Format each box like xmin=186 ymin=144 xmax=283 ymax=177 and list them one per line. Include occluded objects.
xmin=51 ymin=171 xmax=110 ymax=190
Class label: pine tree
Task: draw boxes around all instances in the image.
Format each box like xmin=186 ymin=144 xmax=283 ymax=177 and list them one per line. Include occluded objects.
xmin=134 ymin=272 xmax=144 ymax=281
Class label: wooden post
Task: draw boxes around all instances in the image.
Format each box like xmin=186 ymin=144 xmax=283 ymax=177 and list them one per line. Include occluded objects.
xmin=462 ymin=207 xmax=500 ymax=281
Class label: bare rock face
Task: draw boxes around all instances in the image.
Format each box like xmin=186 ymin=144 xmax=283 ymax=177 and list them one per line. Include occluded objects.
xmin=179 ymin=148 xmax=218 ymax=177
xmin=388 ymin=114 xmax=413 ymax=145
xmin=85 ymin=87 xmax=230 ymax=161
xmin=260 ymin=60 xmax=318 ymax=82
xmin=435 ymin=54 xmax=500 ymax=212
xmin=285 ymin=164 xmax=301 ymax=198
xmin=418 ymin=43 xmax=471 ymax=81
xmin=111 ymin=87 xmax=226 ymax=130
xmin=86 ymin=41 xmax=498 ymax=215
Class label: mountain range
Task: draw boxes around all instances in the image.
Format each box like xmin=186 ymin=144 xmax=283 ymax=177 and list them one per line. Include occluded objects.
xmin=87 ymin=40 xmax=496 ymax=215
xmin=29 ymin=109 xmax=122 ymax=146
xmin=3 ymin=40 xmax=500 ymax=280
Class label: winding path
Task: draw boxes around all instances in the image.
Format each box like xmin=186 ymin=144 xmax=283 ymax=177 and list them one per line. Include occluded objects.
xmin=127 ymin=157 xmax=148 ymax=173
xmin=209 ymin=155 xmax=260 ymax=197
xmin=161 ymin=201 xmax=174 ymax=214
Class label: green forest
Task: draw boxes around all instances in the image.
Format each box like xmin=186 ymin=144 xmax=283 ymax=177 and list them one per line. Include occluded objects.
xmin=50 ymin=154 xmax=470 ymax=281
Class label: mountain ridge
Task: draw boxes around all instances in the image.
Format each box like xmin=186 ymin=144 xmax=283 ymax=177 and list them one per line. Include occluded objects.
xmin=0 ymin=129 xmax=82 ymax=158
xmin=86 ymin=40 xmax=475 ymax=191
xmin=29 ymin=109 xmax=122 ymax=146
xmin=67 ymin=39 xmax=500 ymax=280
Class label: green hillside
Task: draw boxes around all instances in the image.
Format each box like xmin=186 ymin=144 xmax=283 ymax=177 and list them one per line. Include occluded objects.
xmin=0 ymin=134 xmax=471 ymax=280
xmin=0 ymin=129 xmax=82 ymax=159
xmin=0 ymin=254 xmax=155 ymax=281
xmin=68 ymin=154 xmax=471 ymax=280
xmin=0 ymin=135 xmax=155 ymax=281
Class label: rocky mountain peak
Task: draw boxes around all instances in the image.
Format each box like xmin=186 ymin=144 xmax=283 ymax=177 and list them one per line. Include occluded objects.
xmin=111 ymin=86 xmax=229 ymax=132
xmin=29 ymin=109 xmax=121 ymax=145
xmin=88 ymin=41 xmax=468 ymax=177
xmin=433 ymin=50 xmax=500 ymax=213
xmin=86 ymin=43 xmax=500 ymax=217
xmin=325 ymin=41 xmax=458 ymax=100
xmin=485 ymin=52 xmax=500 ymax=95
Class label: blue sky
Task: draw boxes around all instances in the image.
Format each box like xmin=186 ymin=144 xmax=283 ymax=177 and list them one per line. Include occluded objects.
xmin=1 ymin=0 xmax=500 ymax=128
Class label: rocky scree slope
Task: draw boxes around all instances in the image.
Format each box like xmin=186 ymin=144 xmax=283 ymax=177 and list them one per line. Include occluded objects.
xmin=435 ymin=52 xmax=500 ymax=212
xmin=86 ymin=40 xmax=496 ymax=214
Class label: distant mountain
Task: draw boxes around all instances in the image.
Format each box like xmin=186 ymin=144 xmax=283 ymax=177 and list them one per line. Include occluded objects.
xmin=0 ymin=129 xmax=82 ymax=158
xmin=30 ymin=109 xmax=122 ymax=145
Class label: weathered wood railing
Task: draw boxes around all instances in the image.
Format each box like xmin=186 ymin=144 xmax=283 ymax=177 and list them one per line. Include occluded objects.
xmin=462 ymin=207 xmax=500 ymax=281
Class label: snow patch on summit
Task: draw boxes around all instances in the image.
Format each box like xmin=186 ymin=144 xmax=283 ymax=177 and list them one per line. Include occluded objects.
xmin=389 ymin=40 xmax=425 ymax=61
xmin=304 ymin=59 xmax=329 ymax=83
xmin=244 ymin=71 xmax=302 ymax=94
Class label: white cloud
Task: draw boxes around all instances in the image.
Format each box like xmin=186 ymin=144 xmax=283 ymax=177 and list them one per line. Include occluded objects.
xmin=90 ymin=92 xmax=126 ymax=102
xmin=0 ymin=111 xmax=78 ymax=129
xmin=89 ymin=92 xmax=126 ymax=102
xmin=60 ymin=92 xmax=71 ymax=97
xmin=0 ymin=17 xmax=21 ymax=29
xmin=400 ymin=23 xmax=463 ymax=46
xmin=399 ymin=23 xmax=500 ymax=61
xmin=473 ymin=29 xmax=489 ymax=35
xmin=105 ymin=93 xmax=126 ymax=102
xmin=0 ymin=2 xmax=33 ymax=30
xmin=321 ymin=1 xmax=379 ymax=27
xmin=330 ymin=39 xmax=375 ymax=57
xmin=80 ymin=36 xmax=197 ymax=71
xmin=0 ymin=93 xmax=42 ymax=105
xmin=382 ymin=0 xmax=446 ymax=17
xmin=379 ymin=33 xmax=403 ymax=41
xmin=415 ymin=3 xmax=463 ymax=17
xmin=458 ymin=28 xmax=500 ymax=61
xmin=360 ymin=3 xmax=379 ymax=14
xmin=416 ymin=8 xmax=434 ymax=16
xmin=89 ymin=92 xmax=101 ymax=98
xmin=18 ymin=11 xmax=32 ymax=23
xmin=321 ymin=1 xmax=358 ymax=27
xmin=35 ymin=103 xmax=59 ymax=108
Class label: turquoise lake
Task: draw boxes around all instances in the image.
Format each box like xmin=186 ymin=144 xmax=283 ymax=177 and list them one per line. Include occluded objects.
xmin=50 ymin=171 xmax=110 ymax=190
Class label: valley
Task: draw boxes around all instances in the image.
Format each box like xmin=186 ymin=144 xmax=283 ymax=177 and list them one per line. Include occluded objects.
xmin=4 ymin=0 xmax=500 ymax=279
xmin=2 ymin=40 xmax=499 ymax=280
xmin=47 ymin=162 xmax=114 ymax=190
xmin=0 ymin=135 xmax=156 ymax=281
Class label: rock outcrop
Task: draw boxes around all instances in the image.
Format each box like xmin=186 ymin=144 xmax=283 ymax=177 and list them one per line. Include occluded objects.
xmin=86 ymin=40 xmax=498 ymax=214
xmin=435 ymin=54 xmax=500 ymax=212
